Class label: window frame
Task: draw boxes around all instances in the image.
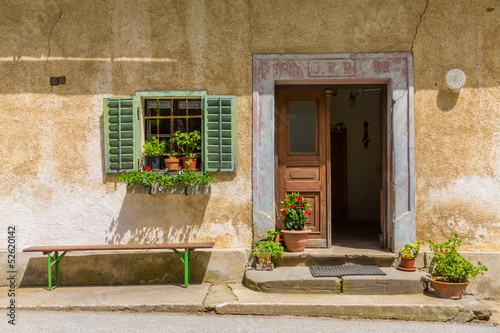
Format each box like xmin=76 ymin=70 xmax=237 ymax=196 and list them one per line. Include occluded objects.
xmin=136 ymin=91 xmax=207 ymax=168
xmin=104 ymin=91 xmax=236 ymax=174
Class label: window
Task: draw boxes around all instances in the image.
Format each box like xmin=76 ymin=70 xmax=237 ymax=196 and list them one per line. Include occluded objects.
xmin=103 ymin=91 xmax=237 ymax=173
xmin=144 ymin=98 xmax=203 ymax=168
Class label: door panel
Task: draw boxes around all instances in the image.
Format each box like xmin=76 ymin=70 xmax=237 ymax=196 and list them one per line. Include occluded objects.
xmin=277 ymin=88 xmax=328 ymax=247
xmin=301 ymin=192 xmax=320 ymax=233
xmin=286 ymin=167 xmax=320 ymax=182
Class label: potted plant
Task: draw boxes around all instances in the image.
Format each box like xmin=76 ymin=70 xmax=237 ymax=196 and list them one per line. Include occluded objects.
xmin=398 ymin=240 xmax=422 ymax=271
xmin=280 ymin=192 xmax=311 ymax=252
xmin=171 ymin=130 xmax=201 ymax=170
xmin=429 ymin=234 xmax=488 ymax=299
xmin=143 ymin=137 xmax=166 ymax=169
xmin=164 ymin=141 xmax=181 ymax=171
xmin=251 ymin=231 xmax=284 ymax=270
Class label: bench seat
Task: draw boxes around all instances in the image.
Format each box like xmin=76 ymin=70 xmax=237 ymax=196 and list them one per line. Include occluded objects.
xmin=23 ymin=242 xmax=214 ymax=290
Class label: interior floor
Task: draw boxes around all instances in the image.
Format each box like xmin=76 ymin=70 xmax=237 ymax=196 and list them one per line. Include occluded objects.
xmin=332 ymin=221 xmax=385 ymax=252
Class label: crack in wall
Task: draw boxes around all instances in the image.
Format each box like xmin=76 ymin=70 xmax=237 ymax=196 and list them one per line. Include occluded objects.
xmin=45 ymin=0 xmax=65 ymax=76
xmin=247 ymin=0 xmax=253 ymax=55
xmin=411 ymin=0 xmax=429 ymax=54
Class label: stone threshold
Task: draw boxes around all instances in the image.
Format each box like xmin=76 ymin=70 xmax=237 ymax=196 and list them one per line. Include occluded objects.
xmin=245 ymin=266 xmax=428 ymax=295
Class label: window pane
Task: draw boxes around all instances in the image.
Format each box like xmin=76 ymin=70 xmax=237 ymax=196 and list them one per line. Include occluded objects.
xmin=146 ymin=99 xmax=171 ymax=116
xmin=159 ymin=119 xmax=171 ymax=136
xmin=146 ymin=119 xmax=158 ymax=135
xmin=174 ymin=118 xmax=187 ymax=133
xmin=289 ymin=101 xmax=316 ymax=153
xmin=188 ymin=118 xmax=202 ymax=133
xmin=174 ymin=100 xmax=187 ymax=116
xmin=189 ymin=107 xmax=202 ymax=116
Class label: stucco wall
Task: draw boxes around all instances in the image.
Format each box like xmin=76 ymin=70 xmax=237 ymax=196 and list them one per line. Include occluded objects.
xmin=1 ymin=0 xmax=500 ymax=290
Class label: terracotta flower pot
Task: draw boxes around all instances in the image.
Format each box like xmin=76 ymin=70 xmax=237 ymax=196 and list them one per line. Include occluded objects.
xmin=400 ymin=257 xmax=415 ymax=269
xmin=430 ymin=278 xmax=469 ymax=299
xmin=281 ymin=229 xmax=311 ymax=252
xmin=182 ymin=156 xmax=197 ymax=170
xmin=164 ymin=158 xmax=181 ymax=171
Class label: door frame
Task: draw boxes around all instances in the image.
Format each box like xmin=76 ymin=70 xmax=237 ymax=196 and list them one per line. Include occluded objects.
xmin=252 ymin=53 xmax=415 ymax=252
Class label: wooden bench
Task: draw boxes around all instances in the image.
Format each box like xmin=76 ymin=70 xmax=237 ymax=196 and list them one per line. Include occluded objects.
xmin=23 ymin=243 xmax=214 ymax=290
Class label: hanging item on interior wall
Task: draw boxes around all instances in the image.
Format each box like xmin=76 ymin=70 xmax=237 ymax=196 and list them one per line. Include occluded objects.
xmin=362 ymin=121 xmax=370 ymax=149
xmin=349 ymin=91 xmax=358 ymax=107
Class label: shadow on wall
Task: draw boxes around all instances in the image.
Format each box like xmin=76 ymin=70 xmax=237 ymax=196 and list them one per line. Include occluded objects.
xmin=436 ymin=88 xmax=460 ymax=111
xmin=20 ymin=193 xmax=214 ymax=287
xmin=106 ymin=193 xmax=212 ymax=245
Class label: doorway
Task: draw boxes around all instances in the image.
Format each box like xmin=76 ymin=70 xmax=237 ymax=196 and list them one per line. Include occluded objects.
xmin=330 ymin=87 xmax=385 ymax=249
xmin=276 ymin=85 xmax=387 ymax=249
xmin=253 ymin=53 xmax=415 ymax=252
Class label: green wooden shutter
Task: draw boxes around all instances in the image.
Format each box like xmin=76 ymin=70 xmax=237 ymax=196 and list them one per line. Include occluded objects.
xmin=203 ymin=95 xmax=237 ymax=173
xmin=103 ymin=97 xmax=140 ymax=173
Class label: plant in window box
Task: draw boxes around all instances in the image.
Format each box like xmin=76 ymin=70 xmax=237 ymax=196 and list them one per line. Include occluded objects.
xmin=143 ymin=137 xmax=166 ymax=169
xmin=173 ymin=169 xmax=214 ymax=185
xmin=117 ymin=169 xmax=213 ymax=194
xmin=171 ymin=130 xmax=201 ymax=170
xmin=280 ymin=192 xmax=311 ymax=252
xmin=428 ymin=234 xmax=487 ymax=299
xmin=251 ymin=231 xmax=284 ymax=270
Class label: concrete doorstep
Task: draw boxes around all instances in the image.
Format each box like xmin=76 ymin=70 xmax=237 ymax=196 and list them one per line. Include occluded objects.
xmin=245 ymin=267 xmax=428 ymax=295
xmin=2 ymin=283 xmax=495 ymax=324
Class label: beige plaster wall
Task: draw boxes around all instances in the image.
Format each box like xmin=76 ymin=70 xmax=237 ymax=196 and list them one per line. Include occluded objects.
xmin=1 ymin=0 xmax=500 ymax=277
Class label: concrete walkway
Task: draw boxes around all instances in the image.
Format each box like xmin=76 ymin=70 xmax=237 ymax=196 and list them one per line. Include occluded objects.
xmin=2 ymin=284 xmax=497 ymax=324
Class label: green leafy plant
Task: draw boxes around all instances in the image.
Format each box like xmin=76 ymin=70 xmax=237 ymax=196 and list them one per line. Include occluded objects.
xmin=251 ymin=231 xmax=284 ymax=261
xmin=117 ymin=169 xmax=214 ymax=189
xmin=143 ymin=137 xmax=166 ymax=157
xmin=280 ymin=192 xmax=311 ymax=230
xmin=400 ymin=240 xmax=422 ymax=258
xmin=429 ymin=233 xmax=488 ymax=283
xmin=174 ymin=169 xmax=214 ymax=185
xmin=165 ymin=140 xmax=180 ymax=159
xmin=166 ymin=150 xmax=180 ymax=160
xmin=171 ymin=130 xmax=201 ymax=159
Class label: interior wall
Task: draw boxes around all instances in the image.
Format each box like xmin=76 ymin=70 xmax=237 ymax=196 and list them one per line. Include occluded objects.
xmin=331 ymin=88 xmax=381 ymax=222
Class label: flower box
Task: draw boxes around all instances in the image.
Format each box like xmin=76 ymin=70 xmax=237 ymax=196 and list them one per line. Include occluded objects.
xmin=126 ymin=183 xmax=212 ymax=195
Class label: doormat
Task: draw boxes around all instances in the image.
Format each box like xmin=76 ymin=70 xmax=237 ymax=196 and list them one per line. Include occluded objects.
xmin=309 ymin=265 xmax=386 ymax=278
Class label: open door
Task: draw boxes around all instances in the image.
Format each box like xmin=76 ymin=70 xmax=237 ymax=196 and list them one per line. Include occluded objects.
xmin=277 ymin=88 xmax=329 ymax=247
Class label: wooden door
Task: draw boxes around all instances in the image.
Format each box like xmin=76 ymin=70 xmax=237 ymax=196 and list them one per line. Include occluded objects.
xmin=277 ymin=88 xmax=328 ymax=247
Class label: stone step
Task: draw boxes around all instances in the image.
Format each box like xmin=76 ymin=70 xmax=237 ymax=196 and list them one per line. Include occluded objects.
xmin=277 ymin=249 xmax=397 ymax=267
xmin=245 ymin=267 xmax=429 ymax=295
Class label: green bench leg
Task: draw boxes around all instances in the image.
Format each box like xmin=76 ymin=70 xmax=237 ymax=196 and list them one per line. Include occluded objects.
xmin=184 ymin=249 xmax=190 ymax=288
xmin=47 ymin=253 xmax=52 ymax=290
xmin=46 ymin=251 xmax=67 ymax=291
xmin=173 ymin=249 xmax=191 ymax=288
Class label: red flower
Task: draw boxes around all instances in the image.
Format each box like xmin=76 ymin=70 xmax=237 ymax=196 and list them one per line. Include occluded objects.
xmin=281 ymin=210 xmax=286 ymax=215
xmin=440 ymin=249 xmax=444 ymax=253
xmin=299 ymin=204 xmax=303 ymax=209
xmin=145 ymin=166 xmax=151 ymax=171
xmin=297 ymin=196 xmax=302 ymax=201
xmin=290 ymin=205 xmax=294 ymax=209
